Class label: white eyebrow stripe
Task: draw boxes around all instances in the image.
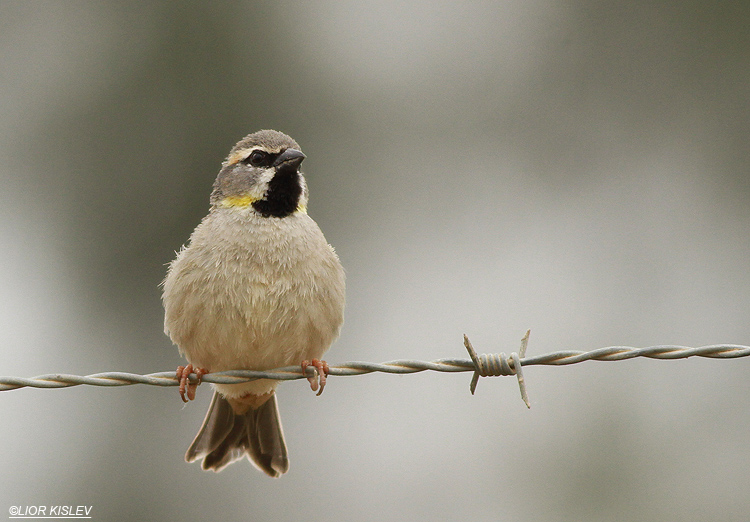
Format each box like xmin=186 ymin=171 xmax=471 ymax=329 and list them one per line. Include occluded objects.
xmin=225 ymin=145 xmax=283 ymax=166
xmin=225 ymin=146 xmax=259 ymax=166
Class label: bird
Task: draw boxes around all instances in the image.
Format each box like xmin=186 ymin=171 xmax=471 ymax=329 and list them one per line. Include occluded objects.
xmin=161 ymin=130 xmax=346 ymax=477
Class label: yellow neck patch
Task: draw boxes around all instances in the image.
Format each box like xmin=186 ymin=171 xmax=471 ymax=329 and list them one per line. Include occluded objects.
xmin=219 ymin=195 xmax=308 ymax=214
xmin=219 ymin=195 xmax=260 ymax=208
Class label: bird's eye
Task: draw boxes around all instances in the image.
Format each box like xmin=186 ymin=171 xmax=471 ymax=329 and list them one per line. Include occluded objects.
xmin=246 ymin=150 xmax=270 ymax=167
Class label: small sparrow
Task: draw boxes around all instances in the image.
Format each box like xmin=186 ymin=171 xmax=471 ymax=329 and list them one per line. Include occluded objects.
xmin=162 ymin=130 xmax=345 ymax=477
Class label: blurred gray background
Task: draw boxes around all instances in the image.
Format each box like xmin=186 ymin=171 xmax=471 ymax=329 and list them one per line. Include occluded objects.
xmin=1 ymin=1 xmax=749 ymax=521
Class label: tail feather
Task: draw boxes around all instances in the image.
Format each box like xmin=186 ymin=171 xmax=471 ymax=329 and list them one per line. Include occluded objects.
xmin=185 ymin=392 xmax=235 ymax=460
xmin=185 ymin=391 xmax=289 ymax=477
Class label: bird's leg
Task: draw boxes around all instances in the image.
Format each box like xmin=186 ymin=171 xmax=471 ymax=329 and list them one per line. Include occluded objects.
xmin=301 ymin=359 xmax=329 ymax=396
xmin=176 ymin=364 xmax=208 ymax=402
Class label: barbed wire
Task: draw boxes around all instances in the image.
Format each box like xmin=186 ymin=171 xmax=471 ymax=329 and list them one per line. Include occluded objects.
xmin=1 ymin=333 xmax=748 ymax=407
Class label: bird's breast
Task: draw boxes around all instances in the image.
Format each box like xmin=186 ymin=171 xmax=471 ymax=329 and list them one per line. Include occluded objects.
xmin=162 ymin=209 xmax=345 ymax=375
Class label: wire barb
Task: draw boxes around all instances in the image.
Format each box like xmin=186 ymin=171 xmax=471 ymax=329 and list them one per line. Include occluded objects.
xmin=464 ymin=330 xmax=531 ymax=407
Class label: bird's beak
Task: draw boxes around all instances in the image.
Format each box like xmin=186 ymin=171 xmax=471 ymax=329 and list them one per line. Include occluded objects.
xmin=273 ymin=148 xmax=306 ymax=168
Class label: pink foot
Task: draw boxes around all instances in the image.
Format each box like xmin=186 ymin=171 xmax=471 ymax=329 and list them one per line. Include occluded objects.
xmin=301 ymin=359 xmax=329 ymax=396
xmin=175 ymin=364 xmax=208 ymax=402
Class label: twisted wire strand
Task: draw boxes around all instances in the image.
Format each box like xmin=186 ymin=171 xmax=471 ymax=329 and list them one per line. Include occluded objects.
xmin=1 ymin=342 xmax=747 ymax=393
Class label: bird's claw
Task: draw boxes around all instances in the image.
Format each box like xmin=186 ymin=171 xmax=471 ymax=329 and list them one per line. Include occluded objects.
xmin=301 ymin=359 xmax=329 ymax=396
xmin=176 ymin=364 xmax=208 ymax=402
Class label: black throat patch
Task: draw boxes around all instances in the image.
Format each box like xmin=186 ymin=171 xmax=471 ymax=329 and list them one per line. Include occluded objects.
xmin=252 ymin=166 xmax=302 ymax=218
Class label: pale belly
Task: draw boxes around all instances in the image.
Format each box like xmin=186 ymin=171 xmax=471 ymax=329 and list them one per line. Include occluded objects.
xmin=163 ymin=212 xmax=345 ymax=398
